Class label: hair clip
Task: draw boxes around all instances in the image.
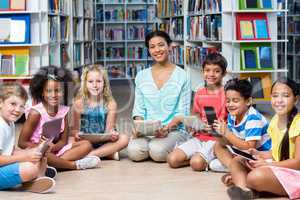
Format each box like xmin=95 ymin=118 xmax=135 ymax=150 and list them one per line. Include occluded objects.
xmin=47 ymin=74 xmax=57 ymax=81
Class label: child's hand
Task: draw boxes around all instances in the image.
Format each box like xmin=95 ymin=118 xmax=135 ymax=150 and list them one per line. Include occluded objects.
xmin=131 ymin=127 xmax=140 ymax=138
xmin=187 ymin=127 xmax=196 ymax=136
xmin=248 ymin=158 xmax=269 ymax=168
xmin=20 ymin=148 xmax=42 ymax=163
xmin=202 ymin=123 xmax=213 ymax=134
xmin=154 ymin=126 xmax=169 ymax=138
xmin=213 ymin=120 xmax=227 ymax=136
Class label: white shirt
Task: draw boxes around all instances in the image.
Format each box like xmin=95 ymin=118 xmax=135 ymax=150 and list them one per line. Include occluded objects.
xmin=0 ymin=116 xmax=15 ymax=156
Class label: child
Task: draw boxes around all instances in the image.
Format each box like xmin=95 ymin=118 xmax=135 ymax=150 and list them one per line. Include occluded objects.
xmin=167 ymin=52 xmax=228 ymax=171
xmin=213 ymin=78 xmax=271 ymax=182
xmin=230 ymin=78 xmax=300 ymax=200
xmin=0 ymin=82 xmax=55 ymax=193
xmin=18 ymin=66 xmax=100 ymax=171
xmin=71 ymin=64 xmax=129 ymax=160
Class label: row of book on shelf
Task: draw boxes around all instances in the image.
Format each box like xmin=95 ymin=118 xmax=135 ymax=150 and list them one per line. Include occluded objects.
xmin=97 ymin=25 xmax=155 ymax=41
xmin=187 ymin=15 xmax=221 ymax=41
xmin=97 ymin=46 xmax=148 ymax=59
xmin=0 ymin=0 xmax=26 ymax=11
xmin=96 ymin=7 xmax=156 ymax=22
xmin=105 ymin=63 xmax=150 ymax=79
xmin=187 ymin=0 xmax=221 ymax=14
xmin=157 ymin=0 xmax=183 ymax=17
xmin=159 ymin=18 xmax=183 ymax=40
xmin=0 ymin=48 xmax=29 ymax=76
xmin=239 ymin=0 xmax=272 ymax=9
xmin=49 ymin=16 xmax=69 ymax=42
xmin=49 ymin=0 xmax=70 ymax=14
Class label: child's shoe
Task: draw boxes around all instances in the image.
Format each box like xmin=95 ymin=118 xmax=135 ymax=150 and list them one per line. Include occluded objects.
xmin=227 ymin=186 xmax=259 ymax=200
xmin=22 ymin=177 xmax=55 ymax=194
xmin=113 ymin=152 xmax=120 ymax=161
xmin=45 ymin=166 xmax=57 ymax=179
xmin=209 ymin=159 xmax=229 ymax=172
xmin=75 ymin=155 xmax=101 ymax=170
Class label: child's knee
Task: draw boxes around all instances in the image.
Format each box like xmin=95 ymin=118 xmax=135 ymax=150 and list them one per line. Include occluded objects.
xmin=19 ymin=162 xmax=39 ymax=182
xmin=190 ymin=155 xmax=207 ymax=171
xmin=167 ymin=151 xmax=182 ymax=168
xmin=118 ymin=134 xmax=129 ymax=148
xmin=127 ymin=143 xmax=149 ymax=162
xmin=149 ymin=143 xmax=168 ymax=162
xmin=246 ymin=169 xmax=265 ymax=190
xmin=79 ymin=140 xmax=93 ymax=151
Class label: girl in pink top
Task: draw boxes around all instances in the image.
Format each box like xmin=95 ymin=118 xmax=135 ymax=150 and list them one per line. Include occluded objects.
xmin=18 ymin=66 xmax=100 ymax=171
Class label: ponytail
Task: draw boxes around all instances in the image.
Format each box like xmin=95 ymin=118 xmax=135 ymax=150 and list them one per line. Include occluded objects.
xmin=280 ymin=106 xmax=298 ymax=161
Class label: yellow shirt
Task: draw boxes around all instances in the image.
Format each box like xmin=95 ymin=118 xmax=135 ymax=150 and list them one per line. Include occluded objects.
xmin=268 ymin=114 xmax=300 ymax=161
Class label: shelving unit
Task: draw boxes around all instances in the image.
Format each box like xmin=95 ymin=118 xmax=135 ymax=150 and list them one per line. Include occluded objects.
xmin=278 ymin=0 xmax=300 ymax=85
xmin=95 ymin=0 xmax=157 ymax=80
xmin=0 ymin=0 xmax=95 ymax=82
xmin=157 ymin=0 xmax=288 ymax=103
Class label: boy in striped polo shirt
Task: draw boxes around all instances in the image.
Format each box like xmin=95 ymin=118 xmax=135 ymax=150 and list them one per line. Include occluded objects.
xmin=212 ymin=78 xmax=271 ymax=192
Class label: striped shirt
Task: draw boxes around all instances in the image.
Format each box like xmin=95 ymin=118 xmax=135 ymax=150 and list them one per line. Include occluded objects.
xmin=227 ymin=106 xmax=271 ymax=151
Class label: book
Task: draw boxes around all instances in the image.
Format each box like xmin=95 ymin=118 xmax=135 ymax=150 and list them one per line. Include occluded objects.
xmin=0 ymin=18 xmax=11 ymax=42
xmin=245 ymin=0 xmax=258 ymax=8
xmin=254 ymin=19 xmax=269 ymax=39
xmin=10 ymin=0 xmax=26 ymax=10
xmin=243 ymin=49 xmax=257 ymax=69
xmin=240 ymin=20 xmax=254 ymax=39
xmin=1 ymin=55 xmax=13 ymax=75
xmin=14 ymin=54 xmax=29 ymax=75
xmin=260 ymin=0 xmax=272 ymax=8
xmin=259 ymin=46 xmax=272 ymax=69
xmin=0 ymin=0 xmax=9 ymax=10
xmin=133 ymin=120 xmax=162 ymax=137
xmin=249 ymin=77 xmax=264 ymax=98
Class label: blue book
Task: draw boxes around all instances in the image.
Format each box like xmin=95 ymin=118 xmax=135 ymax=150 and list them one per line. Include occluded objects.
xmin=261 ymin=0 xmax=272 ymax=8
xmin=259 ymin=46 xmax=272 ymax=68
xmin=244 ymin=49 xmax=257 ymax=69
xmin=0 ymin=0 xmax=9 ymax=10
xmin=254 ymin=19 xmax=269 ymax=39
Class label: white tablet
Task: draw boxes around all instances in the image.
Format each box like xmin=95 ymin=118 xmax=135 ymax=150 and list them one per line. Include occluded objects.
xmin=133 ymin=120 xmax=162 ymax=136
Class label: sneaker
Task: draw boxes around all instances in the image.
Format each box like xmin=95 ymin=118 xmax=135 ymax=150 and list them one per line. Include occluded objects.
xmin=75 ymin=156 xmax=101 ymax=170
xmin=45 ymin=166 xmax=57 ymax=179
xmin=22 ymin=177 xmax=55 ymax=194
xmin=209 ymin=159 xmax=229 ymax=172
xmin=227 ymin=186 xmax=258 ymax=200
xmin=113 ymin=152 xmax=120 ymax=161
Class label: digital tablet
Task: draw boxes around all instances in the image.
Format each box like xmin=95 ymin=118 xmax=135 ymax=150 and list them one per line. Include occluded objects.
xmin=226 ymin=145 xmax=256 ymax=161
xmin=42 ymin=118 xmax=63 ymax=140
xmin=182 ymin=116 xmax=205 ymax=131
xmin=79 ymin=133 xmax=112 ymax=143
xmin=204 ymin=106 xmax=217 ymax=125
xmin=133 ymin=120 xmax=162 ymax=136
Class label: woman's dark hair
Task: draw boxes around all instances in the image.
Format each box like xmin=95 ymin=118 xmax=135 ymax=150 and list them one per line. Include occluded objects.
xmin=145 ymin=30 xmax=172 ymax=49
xmin=271 ymin=77 xmax=300 ymax=161
xmin=30 ymin=65 xmax=74 ymax=104
xmin=224 ymin=78 xmax=252 ymax=99
xmin=202 ymin=52 xmax=227 ymax=75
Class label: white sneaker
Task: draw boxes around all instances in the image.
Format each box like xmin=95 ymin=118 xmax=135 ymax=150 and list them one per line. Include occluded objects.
xmin=113 ymin=152 xmax=120 ymax=161
xmin=22 ymin=177 xmax=55 ymax=194
xmin=209 ymin=159 xmax=229 ymax=172
xmin=75 ymin=156 xmax=101 ymax=170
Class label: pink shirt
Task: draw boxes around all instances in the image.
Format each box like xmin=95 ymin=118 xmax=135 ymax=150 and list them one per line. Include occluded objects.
xmin=29 ymin=103 xmax=69 ymax=144
xmin=193 ymin=87 xmax=227 ymax=141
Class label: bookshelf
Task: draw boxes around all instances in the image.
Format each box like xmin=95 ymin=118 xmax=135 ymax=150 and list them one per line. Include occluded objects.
xmin=157 ymin=0 xmax=288 ymax=103
xmin=95 ymin=0 xmax=157 ymax=80
xmin=0 ymin=0 xmax=95 ymax=81
xmin=278 ymin=0 xmax=300 ymax=85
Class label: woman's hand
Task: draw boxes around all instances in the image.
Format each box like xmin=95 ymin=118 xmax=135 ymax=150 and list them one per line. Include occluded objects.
xmin=154 ymin=126 xmax=169 ymax=138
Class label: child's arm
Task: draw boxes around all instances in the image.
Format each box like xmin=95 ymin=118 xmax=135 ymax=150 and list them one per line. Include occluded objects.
xmin=70 ymin=99 xmax=83 ymax=140
xmin=50 ymin=115 xmax=69 ymax=153
xmin=18 ymin=110 xmax=41 ymax=149
xmin=0 ymin=149 xmax=42 ymax=166
xmin=105 ymin=100 xmax=117 ymax=132
xmin=213 ymin=120 xmax=257 ymax=150
xmin=250 ymin=135 xmax=300 ymax=169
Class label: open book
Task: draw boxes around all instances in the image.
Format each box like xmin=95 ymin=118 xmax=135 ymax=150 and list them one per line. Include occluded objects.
xmin=182 ymin=116 xmax=205 ymax=131
xmin=133 ymin=120 xmax=162 ymax=136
